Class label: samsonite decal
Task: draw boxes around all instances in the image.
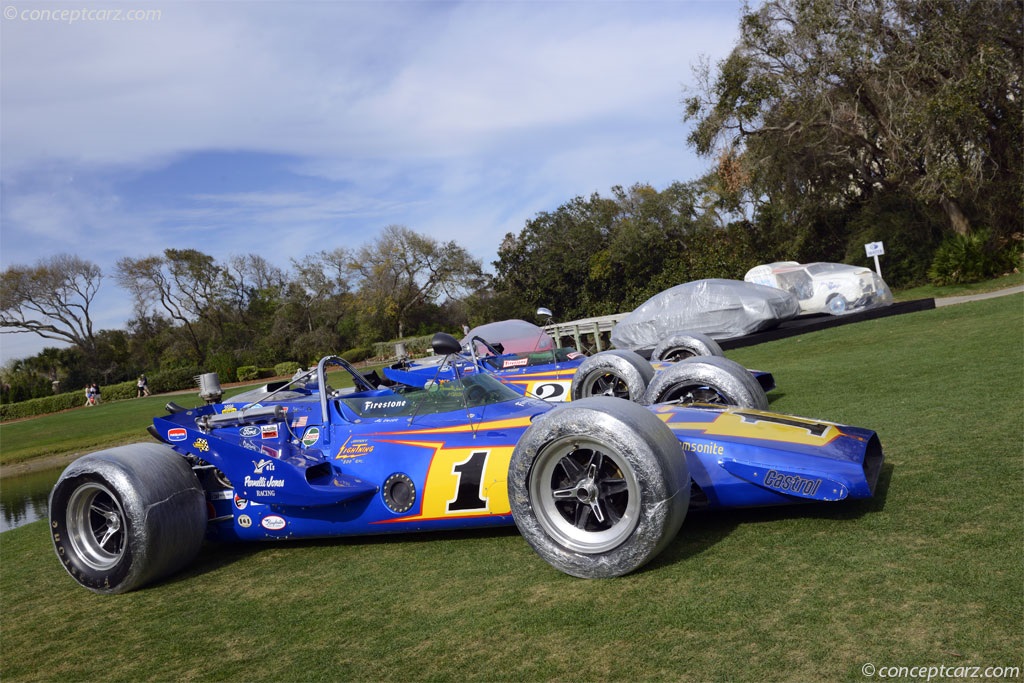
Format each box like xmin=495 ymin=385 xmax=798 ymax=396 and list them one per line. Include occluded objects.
xmin=261 ymin=515 xmax=286 ymax=530
xmin=261 ymin=424 xmax=279 ymax=439
xmin=167 ymin=428 xmax=187 ymax=442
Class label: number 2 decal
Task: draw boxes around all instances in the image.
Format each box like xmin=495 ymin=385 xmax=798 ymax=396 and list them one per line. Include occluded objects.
xmin=530 ymin=381 xmax=570 ymax=401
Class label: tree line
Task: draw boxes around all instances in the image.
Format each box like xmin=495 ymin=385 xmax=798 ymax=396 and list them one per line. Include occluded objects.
xmin=2 ymin=0 xmax=1020 ymax=403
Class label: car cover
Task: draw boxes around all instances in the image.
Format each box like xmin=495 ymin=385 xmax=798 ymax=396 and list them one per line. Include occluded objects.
xmin=461 ymin=319 xmax=555 ymax=355
xmin=611 ymin=279 xmax=800 ymax=348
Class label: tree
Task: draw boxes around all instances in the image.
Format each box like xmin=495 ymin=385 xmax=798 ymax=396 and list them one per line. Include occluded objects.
xmin=684 ymin=0 xmax=1023 ymax=237
xmin=0 ymin=254 xmax=102 ymax=354
xmin=348 ymin=225 xmax=485 ymax=339
xmin=115 ymin=249 xmax=232 ymax=364
xmin=494 ymin=183 xmax=732 ymax=318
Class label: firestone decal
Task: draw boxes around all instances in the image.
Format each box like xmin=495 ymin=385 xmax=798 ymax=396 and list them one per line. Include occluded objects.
xmin=363 ymin=399 xmax=407 ymax=411
xmin=502 ymin=358 xmax=529 ymax=368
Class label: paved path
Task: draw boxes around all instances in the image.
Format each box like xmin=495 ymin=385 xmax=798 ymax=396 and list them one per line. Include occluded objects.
xmin=934 ymin=284 xmax=1024 ymax=307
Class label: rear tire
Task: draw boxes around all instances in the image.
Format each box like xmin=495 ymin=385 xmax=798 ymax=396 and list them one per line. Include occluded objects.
xmin=508 ymin=397 xmax=690 ymax=578
xmin=643 ymin=356 xmax=769 ymax=409
xmin=570 ymin=350 xmax=654 ymax=403
xmin=49 ymin=444 xmax=206 ymax=594
xmin=650 ymin=332 xmax=723 ymax=362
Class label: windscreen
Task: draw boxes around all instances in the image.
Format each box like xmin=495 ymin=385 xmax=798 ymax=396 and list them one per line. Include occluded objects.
xmin=340 ymin=373 xmax=522 ymax=418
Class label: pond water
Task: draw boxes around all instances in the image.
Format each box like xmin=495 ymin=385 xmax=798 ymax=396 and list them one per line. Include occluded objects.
xmin=1 ymin=465 xmax=64 ymax=533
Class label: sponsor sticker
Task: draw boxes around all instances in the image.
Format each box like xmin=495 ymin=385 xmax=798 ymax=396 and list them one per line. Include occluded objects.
xmin=261 ymin=424 xmax=279 ymax=439
xmin=239 ymin=426 xmax=260 ymax=438
xmin=502 ymin=358 xmax=529 ymax=368
xmin=167 ymin=428 xmax=187 ymax=442
xmin=193 ymin=438 xmax=210 ymax=452
xmin=261 ymin=515 xmax=286 ymax=531
xmin=252 ymin=458 xmax=276 ymax=474
xmin=301 ymin=427 xmax=320 ymax=448
xmin=234 ymin=495 xmax=248 ymax=510
xmin=238 ymin=514 xmax=252 ymax=528
xmin=291 ymin=415 xmax=308 ymax=428
xmin=336 ymin=439 xmax=374 ymax=460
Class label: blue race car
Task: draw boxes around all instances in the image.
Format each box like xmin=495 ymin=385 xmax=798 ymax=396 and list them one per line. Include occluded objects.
xmin=393 ymin=320 xmax=776 ymax=409
xmin=49 ymin=333 xmax=883 ymax=594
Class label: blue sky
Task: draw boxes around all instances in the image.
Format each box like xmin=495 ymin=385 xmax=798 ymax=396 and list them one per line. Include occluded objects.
xmin=0 ymin=0 xmax=742 ymax=363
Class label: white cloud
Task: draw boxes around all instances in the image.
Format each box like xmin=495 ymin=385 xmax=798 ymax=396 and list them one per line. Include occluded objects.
xmin=1 ymin=0 xmax=741 ymax=362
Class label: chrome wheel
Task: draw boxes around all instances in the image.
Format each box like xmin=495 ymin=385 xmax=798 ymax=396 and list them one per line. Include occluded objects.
xmin=658 ymin=383 xmax=730 ymax=405
xmin=529 ymin=435 xmax=641 ymax=553
xmin=578 ymin=372 xmax=631 ymax=399
xmin=66 ymin=482 xmax=127 ymax=572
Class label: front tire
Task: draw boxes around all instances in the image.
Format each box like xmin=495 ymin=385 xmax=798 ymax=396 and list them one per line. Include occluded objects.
xmin=508 ymin=397 xmax=690 ymax=578
xmin=570 ymin=350 xmax=654 ymax=403
xmin=49 ymin=444 xmax=206 ymax=594
xmin=643 ymin=356 xmax=769 ymax=410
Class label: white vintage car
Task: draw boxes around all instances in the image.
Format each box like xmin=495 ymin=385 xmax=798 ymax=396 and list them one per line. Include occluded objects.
xmin=744 ymin=262 xmax=893 ymax=315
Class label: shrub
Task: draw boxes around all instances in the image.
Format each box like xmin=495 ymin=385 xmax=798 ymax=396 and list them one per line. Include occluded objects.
xmin=148 ymin=367 xmax=203 ymax=394
xmin=928 ymin=230 xmax=1019 ymax=285
xmin=341 ymin=347 xmax=374 ymax=364
xmin=237 ymin=366 xmax=260 ymax=382
xmin=273 ymin=361 xmax=301 ymax=377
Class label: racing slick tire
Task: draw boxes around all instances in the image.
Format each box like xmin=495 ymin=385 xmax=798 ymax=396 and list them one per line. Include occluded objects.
xmin=642 ymin=356 xmax=769 ymax=410
xmin=49 ymin=443 xmax=206 ymax=594
xmin=570 ymin=350 xmax=654 ymax=403
xmin=508 ymin=397 xmax=690 ymax=578
xmin=650 ymin=332 xmax=724 ymax=362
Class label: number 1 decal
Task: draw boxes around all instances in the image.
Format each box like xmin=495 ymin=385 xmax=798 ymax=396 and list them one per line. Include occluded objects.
xmin=447 ymin=451 xmax=490 ymax=512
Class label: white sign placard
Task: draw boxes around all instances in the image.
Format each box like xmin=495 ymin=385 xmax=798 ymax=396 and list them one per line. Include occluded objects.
xmin=865 ymin=241 xmax=885 ymax=257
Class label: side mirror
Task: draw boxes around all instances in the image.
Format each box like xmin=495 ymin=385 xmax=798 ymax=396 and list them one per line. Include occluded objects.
xmin=536 ymin=307 xmax=553 ymax=319
xmin=431 ymin=332 xmax=463 ymax=356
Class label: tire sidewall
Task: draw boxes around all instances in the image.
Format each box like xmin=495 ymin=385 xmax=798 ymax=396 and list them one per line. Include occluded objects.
xmin=644 ymin=356 xmax=769 ymax=409
xmin=651 ymin=332 xmax=724 ymax=362
xmin=570 ymin=350 xmax=655 ymax=402
xmin=509 ymin=397 xmax=689 ymax=578
xmin=50 ymin=470 xmax=136 ymax=593
xmin=49 ymin=445 xmax=206 ymax=594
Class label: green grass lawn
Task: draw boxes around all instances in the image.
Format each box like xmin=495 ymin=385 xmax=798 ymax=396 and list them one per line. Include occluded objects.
xmin=1 ymin=295 xmax=1021 ymax=681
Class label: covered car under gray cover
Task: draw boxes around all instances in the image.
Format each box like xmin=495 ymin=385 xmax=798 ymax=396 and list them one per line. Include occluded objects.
xmin=611 ymin=279 xmax=800 ymax=349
